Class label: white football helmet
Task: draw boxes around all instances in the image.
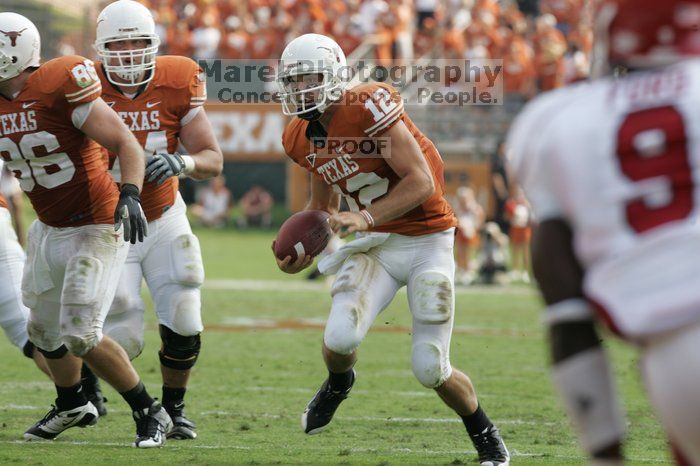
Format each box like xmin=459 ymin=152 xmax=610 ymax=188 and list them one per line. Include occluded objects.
xmin=0 ymin=12 xmax=40 ymax=83
xmin=277 ymin=34 xmax=348 ymax=120
xmin=95 ymin=0 xmax=160 ymax=87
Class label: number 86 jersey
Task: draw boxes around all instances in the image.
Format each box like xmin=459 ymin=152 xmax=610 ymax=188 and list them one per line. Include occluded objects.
xmin=0 ymin=55 xmax=118 ymax=227
xmin=507 ymin=60 xmax=700 ymax=341
xmin=283 ymin=82 xmax=457 ymax=236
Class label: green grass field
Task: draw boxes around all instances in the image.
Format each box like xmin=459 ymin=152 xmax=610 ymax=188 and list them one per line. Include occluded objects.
xmin=0 ymin=226 xmax=672 ymax=465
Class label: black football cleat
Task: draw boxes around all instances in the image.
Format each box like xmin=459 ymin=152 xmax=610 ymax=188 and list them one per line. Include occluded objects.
xmin=470 ymin=425 xmax=510 ymax=466
xmin=132 ymin=401 xmax=173 ymax=448
xmin=301 ymin=370 xmax=355 ymax=434
xmin=164 ymin=401 xmax=197 ymax=440
xmin=24 ymin=402 xmax=98 ymax=441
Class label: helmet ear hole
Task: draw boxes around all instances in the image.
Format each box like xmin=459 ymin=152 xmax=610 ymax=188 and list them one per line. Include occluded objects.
xmin=11 ymin=56 xmax=17 ymax=64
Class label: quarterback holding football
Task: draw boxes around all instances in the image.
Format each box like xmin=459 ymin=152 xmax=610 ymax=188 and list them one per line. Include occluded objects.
xmin=273 ymin=34 xmax=509 ymax=466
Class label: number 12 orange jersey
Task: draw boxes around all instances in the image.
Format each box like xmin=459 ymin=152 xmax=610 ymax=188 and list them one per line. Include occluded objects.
xmin=283 ymin=82 xmax=457 ymax=236
xmin=97 ymin=56 xmax=206 ymax=222
xmin=0 ymin=55 xmax=117 ymax=227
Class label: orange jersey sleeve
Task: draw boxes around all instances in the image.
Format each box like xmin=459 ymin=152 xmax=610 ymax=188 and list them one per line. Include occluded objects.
xmin=33 ymin=55 xmax=102 ymax=121
xmin=188 ymin=63 xmax=207 ymax=110
xmin=154 ymin=56 xmax=207 ymax=122
xmin=353 ymin=82 xmax=405 ymax=138
xmin=0 ymin=193 xmax=7 ymax=210
xmin=0 ymin=56 xmax=117 ymax=227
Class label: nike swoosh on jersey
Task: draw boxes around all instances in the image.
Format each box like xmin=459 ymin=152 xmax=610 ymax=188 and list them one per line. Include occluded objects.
xmin=22 ymin=101 xmax=37 ymax=109
xmin=146 ymin=101 xmax=161 ymax=108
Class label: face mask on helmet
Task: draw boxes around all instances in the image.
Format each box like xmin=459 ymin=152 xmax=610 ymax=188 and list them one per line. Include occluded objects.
xmin=277 ymin=34 xmax=349 ymax=120
xmin=96 ymin=35 xmax=160 ymax=87
xmin=278 ymin=71 xmax=336 ymax=120
xmin=94 ymin=0 xmax=161 ymax=88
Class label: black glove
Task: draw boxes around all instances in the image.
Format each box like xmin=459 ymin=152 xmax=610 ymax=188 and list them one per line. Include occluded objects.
xmin=114 ymin=183 xmax=148 ymax=244
xmin=145 ymin=152 xmax=186 ymax=186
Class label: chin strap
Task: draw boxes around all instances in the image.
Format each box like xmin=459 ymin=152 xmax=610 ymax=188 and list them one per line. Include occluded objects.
xmin=305 ymin=119 xmax=328 ymax=147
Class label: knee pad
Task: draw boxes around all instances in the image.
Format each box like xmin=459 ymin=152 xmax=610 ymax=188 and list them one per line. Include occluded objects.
xmin=38 ymin=344 xmax=68 ymax=359
xmin=325 ymin=254 xmax=377 ymax=355
xmin=104 ymin=308 xmax=145 ymax=360
xmin=59 ymin=256 xmax=106 ymax=356
xmin=412 ymin=342 xmax=451 ymax=388
xmin=170 ymin=289 xmax=203 ymax=336
xmin=159 ymin=324 xmax=201 ymax=370
xmin=28 ymin=319 xmax=61 ymax=355
xmin=22 ymin=339 xmax=35 ymax=359
xmin=63 ymin=332 xmax=102 ymax=356
xmin=61 ymin=256 xmax=104 ymax=308
xmin=170 ymin=234 xmax=204 ymax=287
xmin=0 ymin=312 xmax=29 ymax=349
xmin=411 ymin=271 xmax=453 ymax=325
xmin=324 ymin=294 xmax=365 ymax=355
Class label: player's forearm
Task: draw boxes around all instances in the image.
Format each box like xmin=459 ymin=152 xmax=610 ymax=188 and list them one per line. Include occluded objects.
xmin=366 ymin=171 xmax=434 ymax=226
xmin=116 ymin=137 xmax=146 ymax=191
xmin=185 ymin=148 xmax=223 ymax=180
xmin=306 ymin=192 xmax=340 ymax=215
xmin=306 ymin=177 xmax=340 ymax=214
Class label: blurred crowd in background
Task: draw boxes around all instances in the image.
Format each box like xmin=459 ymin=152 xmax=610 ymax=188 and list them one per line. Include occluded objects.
xmin=58 ymin=0 xmax=594 ymax=96
xmin=47 ymin=0 xmax=587 ymax=284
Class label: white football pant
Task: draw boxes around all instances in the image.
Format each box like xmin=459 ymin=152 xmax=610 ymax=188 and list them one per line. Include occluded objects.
xmin=0 ymin=207 xmax=29 ymax=349
xmin=103 ymin=193 xmax=204 ymax=359
xmin=642 ymin=321 xmax=700 ymax=463
xmin=24 ymin=220 xmax=129 ymax=356
xmin=324 ymin=228 xmax=456 ymax=388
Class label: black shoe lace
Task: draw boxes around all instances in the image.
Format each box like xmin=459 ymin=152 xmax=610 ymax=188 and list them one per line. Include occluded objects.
xmin=38 ymin=405 xmax=59 ymax=426
xmin=136 ymin=412 xmax=160 ymax=439
xmin=472 ymin=429 xmax=505 ymax=460
xmin=315 ymin=386 xmax=348 ymax=417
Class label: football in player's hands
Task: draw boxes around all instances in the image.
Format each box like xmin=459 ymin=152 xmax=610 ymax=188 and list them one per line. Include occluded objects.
xmin=274 ymin=210 xmax=332 ymax=261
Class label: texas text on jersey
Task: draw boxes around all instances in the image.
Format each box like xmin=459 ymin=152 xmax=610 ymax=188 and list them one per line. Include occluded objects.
xmin=97 ymin=55 xmax=206 ymax=221
xmin=283 ymin=82 xmax=458 ymax=236
xmin=0 ymin=55 xmax=117 ymax=227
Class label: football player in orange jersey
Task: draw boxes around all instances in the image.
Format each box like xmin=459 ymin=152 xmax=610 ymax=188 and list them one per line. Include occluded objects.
xmin=87 ymin=0 xmax=223 ymax=440
xmin=0 ymin=12 xmax=171 ymax=447
xmin=274 ymin=34 xmax=509 ymax=466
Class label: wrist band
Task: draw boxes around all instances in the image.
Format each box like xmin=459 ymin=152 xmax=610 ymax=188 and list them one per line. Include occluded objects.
xmin=180 ymin=155 xmax=196 ymax=175
xmin=359 ymin=209 xmax=375 ymax=228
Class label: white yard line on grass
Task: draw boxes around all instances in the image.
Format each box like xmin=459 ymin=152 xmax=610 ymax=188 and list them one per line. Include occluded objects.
xmin=199 ymin=411 xmax=559 ymax=427
xmin=0 ymin=383 xmax=517 ymax=401
xmin=0 ymin=440 xmax=668 ymax=463
xmin=204 ymin=279 xmax=536 ymax=296
xmin=0 ymin=403 xmax=556 ymax=426
xmin=212 ymin=316 xmax=539 ymax=337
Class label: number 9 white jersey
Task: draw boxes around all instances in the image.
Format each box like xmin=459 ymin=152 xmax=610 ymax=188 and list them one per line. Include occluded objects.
xmin=507 ymin=59 xmax=700 ymax=340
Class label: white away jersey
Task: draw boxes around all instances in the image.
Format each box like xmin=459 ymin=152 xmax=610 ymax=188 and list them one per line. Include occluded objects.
xmin=507 ymin=59 xmax=700 ymax=340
